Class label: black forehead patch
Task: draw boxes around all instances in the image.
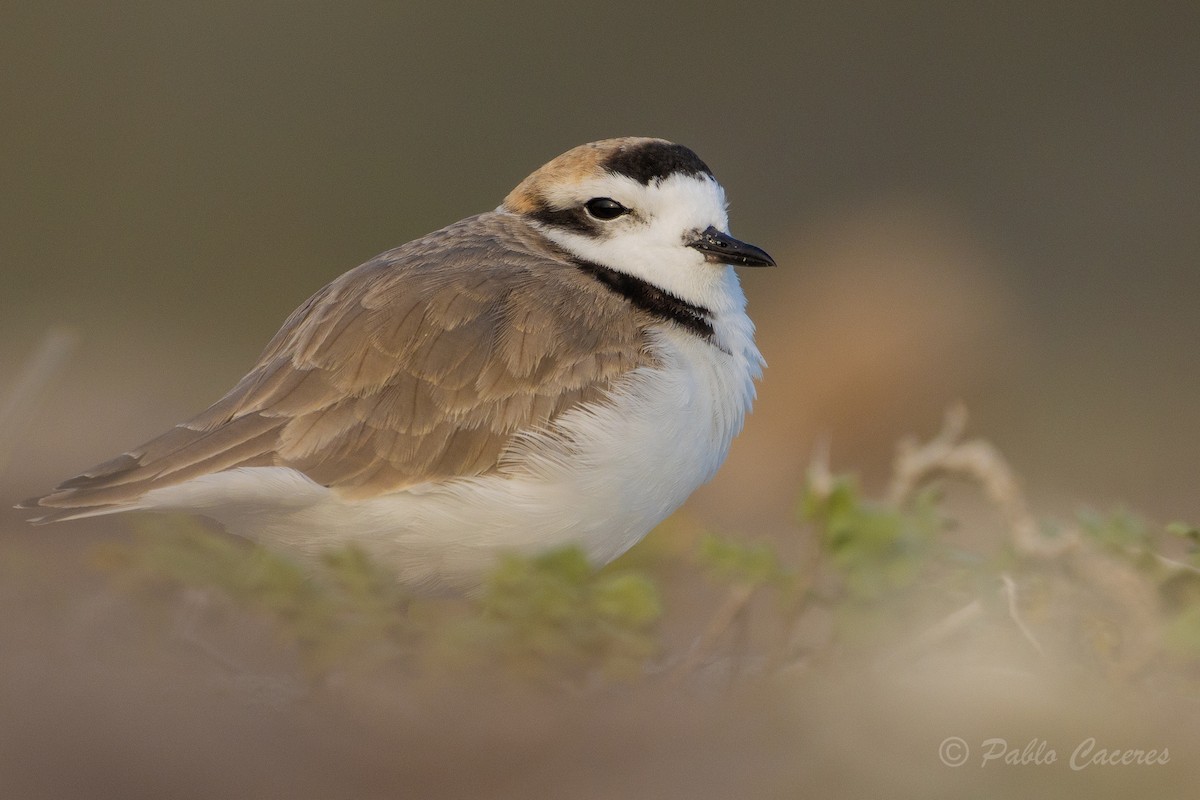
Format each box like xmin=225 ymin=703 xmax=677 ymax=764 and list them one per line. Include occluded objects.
xmin=601 ymin=142 xmax=714 ymax=185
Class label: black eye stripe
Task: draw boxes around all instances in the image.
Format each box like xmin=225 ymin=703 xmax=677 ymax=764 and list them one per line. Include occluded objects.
xmin=527 ymin=203 xmax=598 ymax=235
xmin=526 ymin=197 xmax=630 ymax=238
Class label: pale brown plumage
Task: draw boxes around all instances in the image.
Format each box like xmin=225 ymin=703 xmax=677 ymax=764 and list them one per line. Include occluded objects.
xmin=502 ymin=137 xmax=668 ymax=214
xmin=26 ymin=211 xmax=659 ymax=520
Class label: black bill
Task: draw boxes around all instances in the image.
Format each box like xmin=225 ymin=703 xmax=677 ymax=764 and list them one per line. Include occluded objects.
xmin=688 ymin=226 xmax=776 ymax=267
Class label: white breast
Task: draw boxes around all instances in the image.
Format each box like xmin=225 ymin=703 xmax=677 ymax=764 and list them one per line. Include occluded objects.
xmin=140 ymin=312 xmax=762 ymax=591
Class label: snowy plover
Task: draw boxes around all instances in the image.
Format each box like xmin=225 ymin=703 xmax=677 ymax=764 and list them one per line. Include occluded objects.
xmin=23 ymin=137 xmax=775 ymax=590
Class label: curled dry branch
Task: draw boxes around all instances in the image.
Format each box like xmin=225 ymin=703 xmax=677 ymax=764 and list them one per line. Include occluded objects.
xmin=887 ymin=403 xmax=1073 ymax=559
xmin=889 ymin=405 xmax=1162 ymax=680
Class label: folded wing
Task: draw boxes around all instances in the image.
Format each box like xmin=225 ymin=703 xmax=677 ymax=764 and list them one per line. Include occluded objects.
xmin=24 ymin=213 xmax=652 ymax=521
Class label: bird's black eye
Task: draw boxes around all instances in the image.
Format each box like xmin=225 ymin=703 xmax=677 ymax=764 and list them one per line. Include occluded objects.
xmin=584 ymin=197 xmax=628 ymax=220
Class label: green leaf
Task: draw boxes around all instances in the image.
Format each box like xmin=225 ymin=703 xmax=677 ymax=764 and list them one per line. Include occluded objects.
xmin=697 ymin=532 xmax=788 ymax=587
xmin=1166 ymin=521 xmax=1200 ymax=542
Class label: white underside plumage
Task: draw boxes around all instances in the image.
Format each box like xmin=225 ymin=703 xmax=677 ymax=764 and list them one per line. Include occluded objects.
xmin=133 ymin=320 xmax=762 ymax=590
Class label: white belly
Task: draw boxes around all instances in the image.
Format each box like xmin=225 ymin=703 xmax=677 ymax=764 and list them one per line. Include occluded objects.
xmin=141 ymin=327 xmax=760 ymax=590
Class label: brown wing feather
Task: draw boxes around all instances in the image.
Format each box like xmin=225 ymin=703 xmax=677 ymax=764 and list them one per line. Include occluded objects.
xmin=25 ymin=213 xmax=653 ymax=519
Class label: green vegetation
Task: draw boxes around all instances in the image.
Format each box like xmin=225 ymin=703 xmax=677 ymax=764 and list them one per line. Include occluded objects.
xmin=95 ymin=411 xmax=1200 ymax=691
xmin=97 ymin=516 xmax=663 ymax=685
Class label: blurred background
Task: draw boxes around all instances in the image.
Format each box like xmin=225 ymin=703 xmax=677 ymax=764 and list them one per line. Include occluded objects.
xmin=2 ymin=3 xmax=1198 ymax=798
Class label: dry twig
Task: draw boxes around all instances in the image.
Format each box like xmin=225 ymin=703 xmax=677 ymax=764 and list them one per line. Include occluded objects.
xmin=888 ymin=403 xmax=1075 ymax=559
xmin=0 ymin=327 xmax=79 ymax=475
